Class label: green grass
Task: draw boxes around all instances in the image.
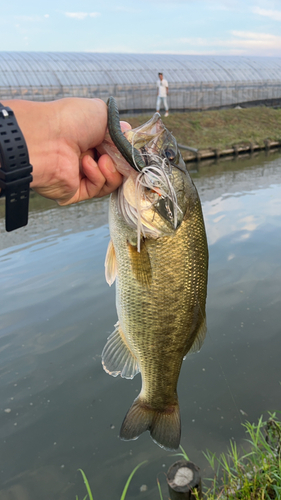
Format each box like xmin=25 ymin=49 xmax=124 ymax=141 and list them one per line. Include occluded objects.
xmin=203 ymin=412 xmax=281 ymax=499
xmin=172 ymin=444 xmax=191 ymax=462
xmin=76 ymin=461 xmax=147 ymax=500
xmin=76 ymin=414 xmax=281 ymax=500
xmin=126 ymin=107 xmax=281 ymax=151
xmin=120 ymin=462 xmax=147 ymax=500
xmin=76 ymin=469 xmax=94 ymax=500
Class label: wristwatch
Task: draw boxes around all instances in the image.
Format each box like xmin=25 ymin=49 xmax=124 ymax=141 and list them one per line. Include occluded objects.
xmin=0 ymin=103 xmax=33 ymax=231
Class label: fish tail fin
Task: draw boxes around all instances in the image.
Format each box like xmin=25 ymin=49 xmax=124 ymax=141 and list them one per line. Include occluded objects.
xmin=150 ymin=402 xmax=181 ymax=451
xmin=120 ymin=397 xmax=181 ymax=451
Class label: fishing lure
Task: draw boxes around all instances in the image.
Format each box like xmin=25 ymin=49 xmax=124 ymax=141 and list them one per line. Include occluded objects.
xmin=107 ymin=96 xmax=146 ymax=172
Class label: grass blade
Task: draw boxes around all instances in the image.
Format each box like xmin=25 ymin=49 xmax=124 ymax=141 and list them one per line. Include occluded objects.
xmin=172 ymin=444 xmax=190 ymax=461
xmin=78 ymin=469 xmax=94 ymax=500
xmin=157 ymin=478 xmax=164 ymax=500
xmin=120 ymin=461 xmax=147 ymax=500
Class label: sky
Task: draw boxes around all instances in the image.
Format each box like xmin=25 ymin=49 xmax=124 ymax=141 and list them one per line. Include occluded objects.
xmin=1 ymin=0 xmax=281 ymax=57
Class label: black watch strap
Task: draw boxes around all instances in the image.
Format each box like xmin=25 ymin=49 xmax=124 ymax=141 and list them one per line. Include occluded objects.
xmin=0 ymin=103 xmax=33 ymax=231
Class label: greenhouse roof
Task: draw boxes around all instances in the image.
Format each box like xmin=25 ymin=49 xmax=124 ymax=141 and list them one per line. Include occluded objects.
xmin=1 ymin=52 xmax=281 ymax=89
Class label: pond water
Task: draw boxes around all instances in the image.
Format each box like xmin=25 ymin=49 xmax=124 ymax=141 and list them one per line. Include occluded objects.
xmin=0 ymin=151 xmax=281 ymax=500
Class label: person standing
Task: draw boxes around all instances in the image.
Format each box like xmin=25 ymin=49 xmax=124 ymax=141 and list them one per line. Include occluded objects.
xmin=156 ymin=72 xmax=169 ymax=117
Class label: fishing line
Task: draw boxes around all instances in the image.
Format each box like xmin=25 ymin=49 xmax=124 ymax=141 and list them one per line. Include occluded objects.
xmin=216 ymin=356 xmax=243 ymax=424
xmin=131 ymin=130 xmax=142 ymax=172
xmin=173 ymin=183 xmax=243 ymax=424
xmin=195 ymin=289 xmax=243 ymax=424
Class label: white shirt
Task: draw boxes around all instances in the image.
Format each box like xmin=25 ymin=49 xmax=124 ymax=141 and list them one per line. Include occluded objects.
xmin=157 ymin=78 xmax=168 ymax=97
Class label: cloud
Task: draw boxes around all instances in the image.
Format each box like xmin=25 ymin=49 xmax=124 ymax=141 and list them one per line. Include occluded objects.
xmin=229 ymin=30 xmax=281 ymax=49
xmin=65 ymin=12 xmax=100 ymax=20
xmin=252 ymin=6 xmax=281 ymax=21
xmin=178 ymin=30 xmax=281 ymax=55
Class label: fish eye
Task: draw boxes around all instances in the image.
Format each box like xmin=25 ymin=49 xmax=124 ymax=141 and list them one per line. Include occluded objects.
xmin=165 ymin=148 xmax=176 ymax=161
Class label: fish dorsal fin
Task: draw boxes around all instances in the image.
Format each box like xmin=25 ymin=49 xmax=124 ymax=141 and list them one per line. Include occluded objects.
xmin=188 ymin=318 xmax=207 ymax=355
xmin=127 ymin=239 xmax=152 ymax=287
xmin=105 ymin=239 xmax=117 ymax=286
xmin=102 ymin=321 xmax=139 ymax=379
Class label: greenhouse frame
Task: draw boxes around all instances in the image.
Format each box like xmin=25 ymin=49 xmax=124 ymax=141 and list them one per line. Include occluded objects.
xmin=0 ymin=51 xmax=281 ymax=112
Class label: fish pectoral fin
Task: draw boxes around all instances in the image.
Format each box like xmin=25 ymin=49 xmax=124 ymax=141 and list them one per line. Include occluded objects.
xmin=105 ymin=239 xmax=117 ymax=286
xmin=127 ymin=240 xmax=152 ymax=287
xmin=102 ymin=321 xmax=139 ymax=379
xmin=187 ymin=317 xmax=207 ymax=355
xmin=120 ymin=397 xmax=181 ymax=451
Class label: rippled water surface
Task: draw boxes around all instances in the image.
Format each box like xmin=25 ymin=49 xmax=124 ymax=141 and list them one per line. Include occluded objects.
xmin=0 ymin=152 xmax=281 ymax=500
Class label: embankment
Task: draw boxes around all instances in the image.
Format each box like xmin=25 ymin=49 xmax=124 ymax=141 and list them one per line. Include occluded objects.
xmin=127 ymin=106 xmax=281 ymax=159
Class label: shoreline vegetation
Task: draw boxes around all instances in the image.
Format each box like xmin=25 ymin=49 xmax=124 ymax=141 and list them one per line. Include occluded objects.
xmin=126 ymin=107 xmax=281 ymax=157
xmin=77 ymin=412 xmax=281 ymax=500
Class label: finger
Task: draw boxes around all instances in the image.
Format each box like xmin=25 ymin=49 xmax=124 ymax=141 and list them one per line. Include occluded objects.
xmin=78 ymin=154 xmax=122 ymax=201
xmin=120 ymin=121 xmax=132 ymax=132
xmin=83 ymin=154 xmax=107 ymax=194
xmin=58 ymin=155 xmax=105 ymax=205
xmin=95 ymin=154 xmax=123 ymax=196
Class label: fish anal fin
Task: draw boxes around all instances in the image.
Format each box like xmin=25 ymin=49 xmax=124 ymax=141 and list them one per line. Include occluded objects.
xmin=105 ymin=239 xmax=117 ymax=286
xmin=120 ymin=397 xmax=181 ymax=451
xmin=127 ymin=240 xmax=152 ymax=287
xmin=102 ymin=322 xmax=139 ymax=379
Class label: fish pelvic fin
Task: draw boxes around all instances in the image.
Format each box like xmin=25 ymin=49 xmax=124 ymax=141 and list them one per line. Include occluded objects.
xmin=105 ymin=239 xmax=117 ymax=286
xmin=120 ymin=397 xmax=181 ymax=451
xmin=102 ymin=322 xmax=139 ymax=379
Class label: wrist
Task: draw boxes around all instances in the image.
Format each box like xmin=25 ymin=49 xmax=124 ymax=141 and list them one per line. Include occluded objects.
xmin=0 ymin=102 xmax=33 ymax=231
xmin=2 ymin=100 xmax=60 ymax=191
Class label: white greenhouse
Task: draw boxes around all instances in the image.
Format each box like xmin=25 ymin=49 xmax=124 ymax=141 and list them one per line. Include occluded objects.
xmin=0 ymin=52 xmax=281 ymax=112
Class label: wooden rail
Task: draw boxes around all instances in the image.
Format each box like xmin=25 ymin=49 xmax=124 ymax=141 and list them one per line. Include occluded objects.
xmin=179 ymin=140 xmax=281 ymax=162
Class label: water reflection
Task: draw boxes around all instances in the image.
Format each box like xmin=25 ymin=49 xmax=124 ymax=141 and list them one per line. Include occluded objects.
xmin=0 ymin=152 xmax=281 ymax=500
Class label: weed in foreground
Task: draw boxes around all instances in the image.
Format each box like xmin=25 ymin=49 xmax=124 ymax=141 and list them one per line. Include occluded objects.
xmin=76 ymin=413 xmax=281 ymax=500
xmin=76 ymin=461 xmax=147 ymax=500
xmin=203 ymin=412 xmax=281 ymax=499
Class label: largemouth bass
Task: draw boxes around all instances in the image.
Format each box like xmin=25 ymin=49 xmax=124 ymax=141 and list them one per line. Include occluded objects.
xmin=101 ymin=97 xmax=208 ymax=450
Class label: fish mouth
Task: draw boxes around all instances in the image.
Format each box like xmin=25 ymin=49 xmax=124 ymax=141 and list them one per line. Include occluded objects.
xmin=107 ymin=96 xmax=186 ymax=175
xmin=108 ymin=97 xmax=187 ymax=238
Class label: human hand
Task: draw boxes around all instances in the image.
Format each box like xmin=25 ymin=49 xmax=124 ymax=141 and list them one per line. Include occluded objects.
xmin=3 ymin=98 xmax=127 ymax=205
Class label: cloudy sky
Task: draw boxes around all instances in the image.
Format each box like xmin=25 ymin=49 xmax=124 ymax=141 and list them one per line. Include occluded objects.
xmin=2 ymin=0 xmax=281 ymax=56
